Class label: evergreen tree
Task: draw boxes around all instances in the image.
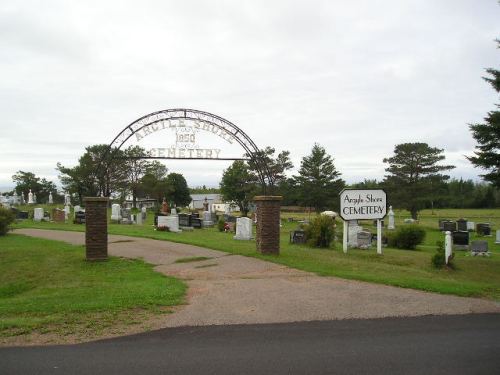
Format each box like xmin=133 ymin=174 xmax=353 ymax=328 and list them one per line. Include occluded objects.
xmin=467 ymin=40 xmax=500 ymax=188
xmin=383 ymin=143 xmax=455 ymax=219
xmin=294 ymin=143 xmax=345 ymax=212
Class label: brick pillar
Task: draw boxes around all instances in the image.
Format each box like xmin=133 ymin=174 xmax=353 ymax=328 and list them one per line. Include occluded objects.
xmin=83 ymin=197 xmax=109 ymax=261
xmin=254 ymin=196 xmax=282 ymax=255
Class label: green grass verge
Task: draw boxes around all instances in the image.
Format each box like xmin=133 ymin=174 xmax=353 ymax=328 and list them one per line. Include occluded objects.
xmin=12 ymin=207 xmax=500 ymax=300
xmin=0 ymin=234 xmax=186 ymax=337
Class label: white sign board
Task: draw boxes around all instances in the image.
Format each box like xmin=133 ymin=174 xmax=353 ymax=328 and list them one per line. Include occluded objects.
xmin=339 ymin=189 xmax=387 ymax=221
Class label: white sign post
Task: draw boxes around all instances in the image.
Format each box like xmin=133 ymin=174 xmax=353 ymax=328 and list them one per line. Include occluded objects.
xmin=339 ymin=189 xmax=387 ymax=254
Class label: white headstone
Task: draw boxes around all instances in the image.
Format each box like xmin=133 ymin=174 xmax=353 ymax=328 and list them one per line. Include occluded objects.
xmin=388 ymin=205 xmax=395 ymax=230
xmin=496 ymin=230 xmax=500 ymax=244
xmin=33 ymin=193 xmax=37 ymax=203
xmin=34 ymin=207 xmax=44 ymax=222
xmin=136 ymin=213 xmax=143 ymax=225
xmin=111 ymin=204 xmax=121 ymax=221
xmin=12 ymin=191 xmax=19 ymax=205
xmin=74 ymin=205 xmax=82 ymax=218
xmin=28 ymin=189 xmax=34 ymax=204
xmin=467 ymin=221 xmax=475 ymax=231
xmin=234 ymin=217 xmax=252 ymax=240
xmin=171 ymin=208 xmax=177 ymax=215
xmin=141 ymin=206 xmax=147 ymax=220
xmin=64 ymin=205 xmax=71 ymax=220
xmin=48 ymin=192 xmax=53 ymax=204
xmin=20 ymin=193 xmax=25 ymax=205
xmin=157 ymin=215 xmax=181 ymax=232
xmin=202 ymin=211 xmax=213 ymax=227
xmin=64 ymin=193 xmax=71 ymax=206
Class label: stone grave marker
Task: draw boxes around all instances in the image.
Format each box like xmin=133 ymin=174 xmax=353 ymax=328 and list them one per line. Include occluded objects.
xmin=52 ymin=208 xmax=65 ymax=223
xmin=111 ymin=204 xmax=121 ymax=222
xmin=456 ymin=219 xmax=468 ymax=232
xmin=171 ymin=208 xmax=177 ymax=215
xmin=64 ymin=205 xmax=71 ymax=221
xmin=467 ymin=221 xmax=475 ymax=231
xmin=74 ymin=211 xmax=86 ymax=224
xmin=33 ymin=207 xmax=44 ymax=222
xmin=178 ymin=213 xmax=191 ymax=227
xmin=202 ymin=211 xmax=214 ymax=227
xmin=18 ymin=211 xmax=29 ymax=220
xmin=165 ymin=215 xmax=181 ymax=232
xmin=388 ymin=206 xmax=395 ymax=230
xmin=470 ymin=240 xmax=489 ymax=256
xmin=141 ymin=206 xmax=147 ymax=221
xmin=495 ymin=229 xmax=500 ymax=244
xmin=121 ymin=208 xmax=132 ymax=224
xmin=357 ymin=231 xmax=372 ymax=249
xmin=443 ymin=221 xmax=457 ymax=232
xmin=192 ymin=218 xmax=203 ymax=229
xmin=452 ymin=231 xmax=469 ymax=250
xmin=290 ymin=230 xmax=307 ymax=244
xmin=234 ymin=217 xmax=252 ymax=240
xmin=476 ymin=223 xmax=491 ymax=236
xmin=347 ymin=221 xmax=362 ymax=248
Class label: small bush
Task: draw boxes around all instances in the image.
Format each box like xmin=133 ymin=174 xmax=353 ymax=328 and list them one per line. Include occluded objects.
xmin=304 ymin=215 xmax=335 ymax=248
xmin=432 ymin=241 xmax=454 ymax=269
xmin=387 ymin=225 xmax=426 ymax=250
xmin=217 ymin=218 xmax=225 ymax=232
xmin=0 ymin=207 xmax=15 ymax=236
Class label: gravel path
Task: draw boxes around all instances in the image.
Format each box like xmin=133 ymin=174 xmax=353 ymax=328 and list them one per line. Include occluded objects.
xmin=15 ymin=229 xmax=500 ymax=327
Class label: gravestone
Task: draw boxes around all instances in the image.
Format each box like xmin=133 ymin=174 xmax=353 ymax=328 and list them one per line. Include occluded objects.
xmin=121 ymin=208 xmax=132 ymax=224
xmin=443 ymin=221 xmax=457 ymax=232
xmin=165 ymin=215 xmax=181 ymax=232
xmin=64 ymin=193 xmax=71 ymax=206
xmin=452 ymin=231 xmax=469 ymax=250
xmin=192 ymin=218 xmax=203 ymax=229
xmin=74 ymin=205 xmax=82 ymax=216
xmin=157 ymin=216 xmax=169 ymax=229
xmin=234 ymin=217 xmax=252 ymax=240
xmin=456 ymin=219 xmax=468 ymax=232
xmin=141 ymin=206 xmax=147 ymax=221
xmin=467 ymin=221 xmax=475 ymax=231
xmin=178 ymin=213 xmax=191 ymax=227
xmin=111 ymin=204 xmax=121 ymax=222
xmin=347 ymin=221 xmax=363 ymax=248
xmin=171 ymin=208 xmax=177 ymax=215
xmin=470 ymin=240 xmax=489 ymax=256
xmin=438 ymin=219 xmax=449 ymax=231
xmin=476 ymin=223 xmax=491 ymax=236
xmin=136 ymin=213 xmax=143 ymax=225
xmin=28 ymin=189 xmax=34 ymax=204
xmin=48 ymin=192 xmax=53 ymax=204
xmin=161 ymin=200 xmax=169 ymax=214
xmin=74 ymin=211 xmax=86 ymax=224
xmin=154 ymin=213 xmax=168 ymax=226
xmin=202 ymin=211 xmax=213 ymax=227
xmin=290 ymin=230 xmax=307 ymax=244
xmin=18 ymin=211 xmax=29 ymax=220
xmin=388 ymin=206 xmax=395 ymax=230
xmin=52 ymin=208 xmax=65 ymax=223
xmin=33 ymin=207 xmax=44 ymax=222
xmin=404 ymin=218 xmax=416 ymax=224
xmin=357 ymin=231 xmax=372 ymax=249
xmin=495 ymin=230 xmax=500 ymax=244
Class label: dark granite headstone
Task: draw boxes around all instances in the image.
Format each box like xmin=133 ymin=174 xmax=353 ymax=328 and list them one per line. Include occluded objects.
xmin=452 ymin=231 xmax=469 ymax=249
xmin=192 ymin=218 xmax=203 ymax=229
xmin=443 ymin=221 xmax=457 ymax=232
xmin=456 ymin=219 xmax=467 ymax=232
xmin=74 ymin=211 xmax=86 ymax=224
xmin=178 ymin=213 xmax=191 ymax=227
xmin=476 ymin=223 xmax=491 ymax=236
xmin=290 ymin=230 xmax=307 ymax=244
xmin=17 ymin=211 xmax=29 ymax=220
xmin=438 ymin=219 xmax=448 ymax=231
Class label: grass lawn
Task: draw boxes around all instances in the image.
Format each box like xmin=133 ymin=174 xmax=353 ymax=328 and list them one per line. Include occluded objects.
xmin=0 ymin=234 xmax=186 ymax=337
xmin=12 ymin=206 xmax=500 ymax=300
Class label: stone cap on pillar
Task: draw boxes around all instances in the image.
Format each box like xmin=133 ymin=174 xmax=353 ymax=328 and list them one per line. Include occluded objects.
xmin=83 ymin=197 xmax=110 ymax=203
xmin=253 ymin=196 xmax=283 ymax=202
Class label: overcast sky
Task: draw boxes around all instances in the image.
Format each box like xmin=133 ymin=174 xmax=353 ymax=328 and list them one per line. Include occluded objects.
xmin=1 ymin=0 xmax=499 ymax=191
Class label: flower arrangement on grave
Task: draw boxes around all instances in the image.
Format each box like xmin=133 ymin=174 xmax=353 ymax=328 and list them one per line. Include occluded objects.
xmin=156 ymin=225 xmax=170 ymax=232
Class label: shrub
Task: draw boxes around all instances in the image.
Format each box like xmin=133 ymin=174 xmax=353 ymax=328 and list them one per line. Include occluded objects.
xmin=0 ymin=207 xmax=15 ymax=236
xmin=217 ymin=218 xmax=225 ymax=232
xmin=387 ymin=225 xmax=426 ymax=250
xmin=304 ymin=215 xmax=335 ymax=248
xmin=432 ymin=240 xmax=454 ymax=269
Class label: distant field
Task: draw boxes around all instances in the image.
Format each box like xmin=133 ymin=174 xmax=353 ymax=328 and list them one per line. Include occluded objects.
xmin=12 ymin=206 xmax=500 ymax=300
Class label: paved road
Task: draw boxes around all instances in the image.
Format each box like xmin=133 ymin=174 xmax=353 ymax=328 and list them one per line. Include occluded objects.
xmin=1 ymin=314 xmax=499 ymax=375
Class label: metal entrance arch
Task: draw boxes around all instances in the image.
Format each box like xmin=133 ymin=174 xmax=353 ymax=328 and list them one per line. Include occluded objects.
xmin=104 ymin=108 xmax=273 ymax=190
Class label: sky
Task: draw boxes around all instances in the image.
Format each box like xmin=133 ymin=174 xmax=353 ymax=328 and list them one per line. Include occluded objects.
xmin=0 ymin=0 xmax=499 ymax=192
